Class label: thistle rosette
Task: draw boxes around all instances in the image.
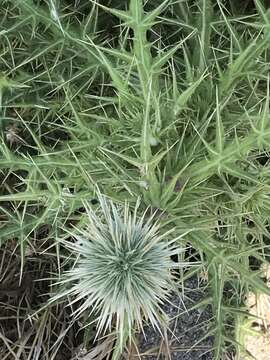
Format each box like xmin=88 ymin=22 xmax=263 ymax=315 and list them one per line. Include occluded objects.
xmin=52 ymin=195 xmax=183 ymax=348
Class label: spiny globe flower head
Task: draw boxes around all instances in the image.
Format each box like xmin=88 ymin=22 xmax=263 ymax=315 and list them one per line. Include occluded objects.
xmin=53 ymin=194 xmax=183 ymax=348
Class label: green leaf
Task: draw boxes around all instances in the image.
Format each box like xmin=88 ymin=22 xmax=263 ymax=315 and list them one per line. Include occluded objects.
xmin=219 ymin=32 xmax=270 ymax=96
xmin=160 ymin=163 xmax=190 ymax=207
xmin=140 ymin=88 xmax=152 ymax=164
xmin=152 ymin=30 xmax=196 ymax=74
xmin=254 ymin=0 xmax=270 ymax=25
xmin=217 ymin=0 xmax=242 ymax=52
xmin=192 ymin=0 xmax=213 ymax=70
xmin=143 ymin=0 xmax=169 ymax=27
xmin=96 ymin=46 xmax=134 ymax=64
xmin=87 ymin=40 xmax=130 ymax=100
xmin=92 ymin=3 xmax=132 ymax=23
xmin=257 ymin=76 xmax=270 ymax=133
xmin=174 ymin=72 xmax=207 ymax=115
xmin=129 ymin=0 xmax=153 ymax=97
xmin=223 ymin=165 xmax=261 ymax=184
xmin=0 ymin=191 xmax=47 ymax=202
xmin=215 ymin=89 xmax=224 ymax=153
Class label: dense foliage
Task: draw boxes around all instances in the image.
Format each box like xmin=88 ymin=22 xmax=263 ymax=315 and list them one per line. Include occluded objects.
xmin=1 ymin=0 xmax=270 ymax=359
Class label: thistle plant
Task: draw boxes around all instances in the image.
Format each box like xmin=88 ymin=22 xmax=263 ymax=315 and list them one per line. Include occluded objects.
xmin=2 ymin=0 xmax=270 ymax=358
xmin=52 ymin=194 xmax=181 ymax=352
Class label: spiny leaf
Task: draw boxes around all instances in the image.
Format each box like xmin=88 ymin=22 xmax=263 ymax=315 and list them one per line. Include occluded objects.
xmin=215 ymin=89 xmax=224 ymax=153
xmin=254 ymin=0 xmax=270 ymax=25
xmin=192 ymin=0 xmax=213 ymax=70
xmin=219 ymin=32 xmax=270 ymax=96
xmin=152 ymin=30 xmax=197 ymax=74
xmin=86 ymin=39 xmax=130 ymax=100
xmin=160 ymin=163 xmax=191 ymax=207
xmin=223 ymin=165 xmax=262 ymax=184
xmin=257 ymin=76 xmax=270 ymax=133
xmin=174 ymin=72 xmax=207 ymax=115
xmin=217 ymin=0 xmax=242 ymax=52
xmin=95 ymin=46 xmax=134 ymax=64
xmin=140 ymin=87 xmax=152 ymax=164
xmin=142 ymin=0 xmax=170 ymax=27
xmin=129 ymin=0 xmax=153 ymax=97
xmin=91 ymin=2 xmax=132 ymax=23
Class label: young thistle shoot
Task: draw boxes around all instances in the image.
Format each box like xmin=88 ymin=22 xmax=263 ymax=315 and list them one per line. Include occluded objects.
xmin=52 ymin=195 xmax=183 ymax=349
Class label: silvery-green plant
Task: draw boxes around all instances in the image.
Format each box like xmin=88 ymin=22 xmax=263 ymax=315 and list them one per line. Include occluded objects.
xmin=51 ymin=194 xmax=183 ymax=352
